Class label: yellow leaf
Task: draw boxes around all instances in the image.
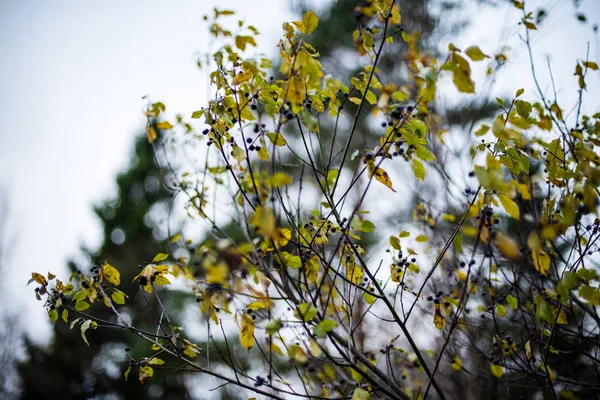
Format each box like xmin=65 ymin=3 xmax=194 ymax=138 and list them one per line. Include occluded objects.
xmin=146 ymin=126 xmax=157 ymax=144
xmin=153 ymin=253 xmax=169 ymax=262
xmin=287 ymin=75 xmax=306 ymax=109
xmin=490 ymin=363 xmax=504 ymax=378
xmin=99 ymin=262 xmax=121 ymax=286
xmin=232 ymin=71 xmax=252 ymax=86
xmin=251 ymin=207 xmax=277 ymax=238
xmin=532 ymin=248 xmax=550 ymax=276
xmin=271 ymin=172 xmax=292 ymax=187
xmin=554 ymin=308 xmax=567 ymax=325
xmin=416 ymin=234 xmax=428 ymax=242
xmin=240 ymin=313 xmax=255 ymax=350
xmin=246 ymin=301 xmax=266 ymax=310
xmin=31 ymin=272 xmax=48 ymax=287
xmin=539 ymin=362 xmax=556 ymax=381
xmin=291 ymin=21 xmax=306 ymax=34
xmin=496 ymin=232 xmax=520 ymax=260
xmin=434 ymin=305 xmax=445 ymax=330
xmin=451 ymin=357 xmax=463 ymax=371
xmin=442 ymin=213 xmax=456 ymax=222
xmin=267 ymin=132 xmax=287 ymax=146
xmin=304 ymin=255 xmax=320 ymax=284
xmin=465 ymin=46 xmax=488 ymax=61
xmin=270 ymin=342 xmax=284 ymax=356
xmin=156 ymin=121 xmax=173 ymax=130
xmin=390 ymin=4 xmax=401 ymax=25
xmin=450 ymin=53 xmax=475 ymax=93
xmin=498 ymin=194 xmax=520 ymax=220
xmin=301 ymin=10 xmax=319 ymax=34
xmin=370 ymin=165 xmax=396 ymax=192
xmin=234 ymin=35 xmax=257 ymax=51
xmin=207 ymin=263 xmax=229 ymax=284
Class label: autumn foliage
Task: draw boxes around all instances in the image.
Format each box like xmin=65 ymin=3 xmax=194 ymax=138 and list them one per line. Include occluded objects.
xmin=29 ymin=1 xmax=600 ymax=399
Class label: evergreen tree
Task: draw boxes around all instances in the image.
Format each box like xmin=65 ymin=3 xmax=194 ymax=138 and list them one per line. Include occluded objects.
xmin=18 ymin=132 xmax=191 ymax=399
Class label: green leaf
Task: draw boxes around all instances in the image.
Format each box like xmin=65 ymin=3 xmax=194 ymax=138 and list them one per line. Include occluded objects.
xmin=389 ymin=236 xmax=401 ymax=250
xmin=80 ymin=320 xmax=92 ymax=346
xmin=576 ymin=268 xmax=597 ymax=283
xmin=562 ymin=271 xmax=578 ymax=289
xmin=60 ymin=309 xmax=68 ymax=323
xmin=536 ymin=299 xmax=555 ymax=326
xmin=63 ymin=283 xmax=75 ymax=295
xmin=314 ymin=319 xmax=337 ymax=338
xmin=278 ymin=252 xmax=302 ymax=269
xmin=352 ymin=388 xmax=371 ymax=400
xmin=124 ymin=366 xmax=132 ymax=381
xmin=75 ymin=301 xmax=90 ymax=311
xmin=474 ymin=124 xmax=489 ymax=137
xmin=514 ymin=100 xmax=532 ymax=118
xmin=351 ymin=219 xmax=375 ymax=233
xmin=411 ymin=159 xmax=426 ymax=180
xmin=495 ymin=304 xmax=507 ymax=318
xmin=111 ymin=291 xmax=126 ymax=305
xmin=294 ymin=303 xmax=318 ymax=321
xmin=579 ymin=285 xmax=600 ymax=306
xmin=48 ymin=309 xmax=58 ymax=323
xmin=506 ymin=294 xmax=518 ymax=310
xmin=265 ymin=319 xmax=282 ymax=335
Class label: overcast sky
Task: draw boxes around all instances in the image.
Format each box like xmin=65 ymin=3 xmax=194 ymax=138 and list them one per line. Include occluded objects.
xmin=0 ymin=0 xmax=598 ymax=343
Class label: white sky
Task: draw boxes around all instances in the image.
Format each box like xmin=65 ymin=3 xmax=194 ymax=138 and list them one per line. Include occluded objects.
xmin=0 ymin=0 xmax=598 ymax=344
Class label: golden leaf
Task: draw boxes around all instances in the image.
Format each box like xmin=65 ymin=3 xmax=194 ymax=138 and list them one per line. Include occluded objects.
xmin=301 ymin=10 xmax=319 ymax=34
xmin=434 ymin=305 xmax=445 ymax=330
xmin=495 ymin=232 xmax=520 ymax=260
xmin=31 ymin=272 xmax=48 ymax=287
xmin=231 ymin=71 xmax=252 ymax=86
xmin=451 ymin=357 xmax=463 ymax=371
xmin=490 ymin=363 xmax=504 ymax=378
xmin=99 ymin=262 xmax=120 ymax=286
xmin=498 ymin=194 xmax=520 ymax=220
xmin=240 ymin=313 xmax=255 ymax=350
xmin=368 ymin=163 xmax=396 ymax=192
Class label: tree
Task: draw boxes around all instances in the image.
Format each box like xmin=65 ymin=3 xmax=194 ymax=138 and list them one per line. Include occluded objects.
xmin=0 ymin=194 xmax=21 ymax=400
xmin=18 ymin=134 xmax=192 ymax=399
xmin=28 ymin=1 xmax=600 ymax=399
